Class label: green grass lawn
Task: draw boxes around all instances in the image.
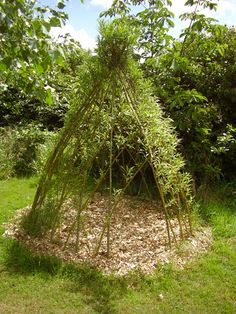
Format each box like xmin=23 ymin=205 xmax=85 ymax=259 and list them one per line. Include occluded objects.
xmin=0 ymin=178 xmax=236 ymax=313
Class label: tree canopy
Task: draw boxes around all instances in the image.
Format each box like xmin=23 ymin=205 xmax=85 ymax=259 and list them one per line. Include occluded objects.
xmin=1 ymin=0 xmax=236 ymax=183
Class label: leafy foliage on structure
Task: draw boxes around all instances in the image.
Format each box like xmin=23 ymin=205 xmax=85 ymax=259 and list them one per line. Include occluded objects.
xmin=22 ymin=22 xmax=193 ymax=255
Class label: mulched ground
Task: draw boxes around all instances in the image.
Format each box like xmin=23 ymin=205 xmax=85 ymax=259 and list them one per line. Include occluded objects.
xmin=3 ymin=194 xmax=212 ymax=275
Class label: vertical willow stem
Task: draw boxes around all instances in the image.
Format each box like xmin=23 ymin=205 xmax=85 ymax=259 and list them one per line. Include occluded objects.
xmin=180 ymin=190 xmax=193 ymax=235
xmin=150 ymin=163 xmax=172 ymax=248
xmin=75 ymin=173 xmax=87 ymax=252
xmin=75 ymin=192 xmax=82 ymax=253
xmin=107 ymin=84 xmax=114 ymax=257
xmin=168 ymin=188 xmax=184 ymax=241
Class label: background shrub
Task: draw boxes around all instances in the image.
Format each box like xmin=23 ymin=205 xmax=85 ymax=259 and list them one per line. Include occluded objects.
xmin=0 ymin=127 xmax=15 ymax=179
xmin=0 ymin=125 xmax=55 ymax=178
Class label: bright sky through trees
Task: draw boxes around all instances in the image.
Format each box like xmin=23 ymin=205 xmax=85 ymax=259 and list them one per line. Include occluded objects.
xmin=41 ymin=0 xmax=236 ymax=49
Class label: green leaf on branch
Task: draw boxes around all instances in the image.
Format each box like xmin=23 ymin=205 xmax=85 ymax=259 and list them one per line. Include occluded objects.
xmin=50 ymin=17 xmax=61 ymax=27
xmin=57 ymin=2 xmax=66 ymax=9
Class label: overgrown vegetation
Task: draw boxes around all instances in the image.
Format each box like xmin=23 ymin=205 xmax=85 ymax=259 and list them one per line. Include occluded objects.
xmin=0 ymin=125 xmax=55 ymax=178
xmin=1 ymin=0 xmax=236 ymax=184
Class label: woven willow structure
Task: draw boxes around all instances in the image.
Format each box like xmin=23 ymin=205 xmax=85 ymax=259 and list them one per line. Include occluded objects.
xmin=23 ymin=22 xmax=193 ymax=255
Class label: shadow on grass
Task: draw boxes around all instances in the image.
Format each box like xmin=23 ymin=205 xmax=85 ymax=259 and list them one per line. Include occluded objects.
xmin=3 ymin=240 xmax=62 ymax=274
xmin=3 ymin=240 xmax=128 ymax=314
xmin=61 ymin=263 xmax=128 ymax=314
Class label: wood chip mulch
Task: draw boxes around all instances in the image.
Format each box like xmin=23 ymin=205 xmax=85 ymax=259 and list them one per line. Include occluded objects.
xmin=3 ymin=194 xmax=212 ymax=276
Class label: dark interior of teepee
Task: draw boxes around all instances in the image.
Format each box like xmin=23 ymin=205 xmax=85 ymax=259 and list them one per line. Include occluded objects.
xmin=21 ymin=21 xmax=193 ymax=260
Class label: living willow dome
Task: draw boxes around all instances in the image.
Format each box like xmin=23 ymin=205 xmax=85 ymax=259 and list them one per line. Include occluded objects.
xmin=22 ymin=22 xmax=193 ymax=258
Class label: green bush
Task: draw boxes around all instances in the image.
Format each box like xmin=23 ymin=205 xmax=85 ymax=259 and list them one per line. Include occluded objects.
xmin=0 ymin=127 xmax=15 ymax=179
xmin=35 ymin=131 xmax=57 ymax=174
xmin=0 ymin=125 xmax=55 ymax=178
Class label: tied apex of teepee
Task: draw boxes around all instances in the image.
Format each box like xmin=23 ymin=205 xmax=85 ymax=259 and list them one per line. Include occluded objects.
xmin=96 ymin=20 xmax=137 ymax=70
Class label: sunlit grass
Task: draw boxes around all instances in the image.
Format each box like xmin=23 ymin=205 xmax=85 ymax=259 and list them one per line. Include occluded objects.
xmin=0 ymin=177 xmax=37 ymax=230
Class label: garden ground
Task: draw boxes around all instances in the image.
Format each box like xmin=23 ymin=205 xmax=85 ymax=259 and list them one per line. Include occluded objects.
xmin=0 ymin=177 xmax=236 ymax=313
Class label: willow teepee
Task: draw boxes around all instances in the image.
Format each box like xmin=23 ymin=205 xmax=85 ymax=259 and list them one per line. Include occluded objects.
xmin=22 ymin=22 xmax=193 ymax=256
